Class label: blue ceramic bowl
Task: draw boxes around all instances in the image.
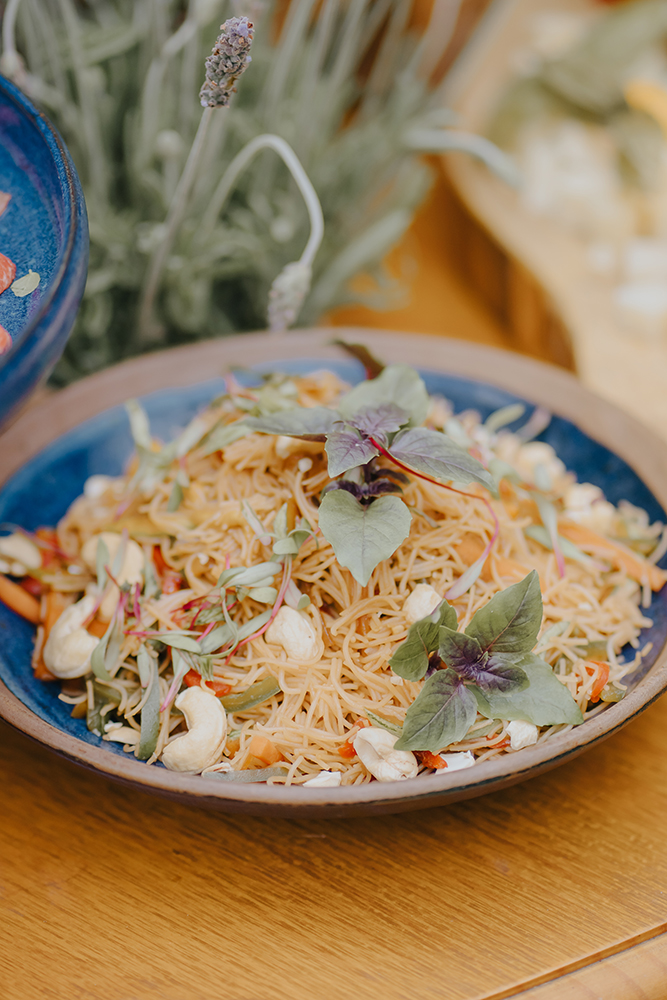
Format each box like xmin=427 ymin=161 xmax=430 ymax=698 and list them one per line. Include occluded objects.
xmin=1 ymin=333 xmax=666 ymax=816
xmin=0 ymin=75 xmax=88 ymax=427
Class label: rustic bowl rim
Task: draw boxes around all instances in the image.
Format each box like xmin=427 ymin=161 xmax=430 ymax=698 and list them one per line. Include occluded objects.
xmin=1 ymin=328 xmax=666 ymax=816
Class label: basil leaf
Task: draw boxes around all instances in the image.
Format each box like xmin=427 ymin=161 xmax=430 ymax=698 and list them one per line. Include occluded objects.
xmin=366 ymin=710 xmax=403 ymax=737
xmin=207 ymin=766 xmax=289 ymax=783
xmin=318 ymin=490 xmax=412 ymax=586
xmin=471 ymin=653 xmax=583 ymax=726
xmin=389 ymin=427 xmax=498 ymax=496
xmin=220 ymin=676 xmax=281 ymax=712
xmin=337 ymin=365 xmax=430 ymax=426
xmin=353 ymin=404 xmax=409 ymax=437
xmin=394 ymin=668 xmax=477 ymax=752
xmin=325 ymin=426 xmax=379 ymax=477
xmin=136 ymin=647 xmax=160 ymax=761
xmin=465 ymin=570 xmax=542 ymax=656
xmin=437 ymin=628 xmax=529 ymax=693
xmin=244 ymin=407 xmax=339 ymax=439
xmin=390 ymin=600 xmax=457 ymax=681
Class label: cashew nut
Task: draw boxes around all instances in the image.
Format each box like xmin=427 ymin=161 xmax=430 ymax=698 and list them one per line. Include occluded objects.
xmin=161 ymin=687 xmax=228 ymax=773
xmin=0 ymin=532 xmax=42 ymax=575
xmin=43 ymin=594 xmax=100 ymax=679
xmin=353 ymin=727 xmax=418 ymax=782
xmin=403 ymin=584 xmax=441 ymax=624
xmin=303 ymin=770 xmax=342 ymax=787
xmin=81 ymin=532 xmax=145 ymax=620
xmin=506 ymin=720 xmax=539 ymax=750
xmin=437 ymin=751 xmax=476 ymax=771
xmin=83 ymin=474 xmax=115 ymax=500
xmin=265 ymin=606 xmax=319 ymax=661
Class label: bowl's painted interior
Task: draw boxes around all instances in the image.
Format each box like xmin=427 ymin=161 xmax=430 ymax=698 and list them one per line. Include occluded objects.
xmin=1 ymin=359 xmax=666 ymax=765
xmin=0 ymin=75 xmax=88 ymax=426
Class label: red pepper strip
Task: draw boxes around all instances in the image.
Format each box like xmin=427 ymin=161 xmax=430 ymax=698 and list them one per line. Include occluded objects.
xmin=586 ymin=660 xmax=610 ymax=703
xmin=0 ymin=253 xmax=16 ymax=294
xmin=0 ymin=324 xmax=11 ymax=355
xmin=183 ymin=669 xmax=231 ymax=698
xmin=416 ymin=750 xmax=448 ymax=769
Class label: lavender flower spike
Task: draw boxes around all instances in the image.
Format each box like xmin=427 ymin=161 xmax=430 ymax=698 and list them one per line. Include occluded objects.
xmin=199 ymin=17 xmax=254 ymax=109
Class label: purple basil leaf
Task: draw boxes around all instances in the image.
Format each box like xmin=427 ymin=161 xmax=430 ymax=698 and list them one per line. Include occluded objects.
xmin=322 ymin=480 xmax=364 ymax=500
xmin=394 ymin=669 xmax=477 ymax=752
xmin=389 ymin=427 xmax=497 ymax=496
xmin=353 ymin=403 xmax=409 ymax=437
xmin=474 ymin=657 xmax=529 ymax=693
xmin=471 ymin=653 xmax=583 ymax=726
xmin=244 ymin=407 xmax=339 ymax=440
xmin=438 ymin=627 xmax=484 ymax=674
xmin=334 ymin=340 xmax=385 ymax=379
xmin=363 ymin=479 xmax=403 ymax=497
xmin=465 ymin=570 xmax=542 ymax=656
xmin=325 ymin=426 xmax=380 ymax=478
xmin=390 ymin=602 xmax=458 ymax=681
xmin=370 ymin=467 xmax=410 ymax=484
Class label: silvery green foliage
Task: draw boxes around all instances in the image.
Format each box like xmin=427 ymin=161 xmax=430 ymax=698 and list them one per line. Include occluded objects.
xmin=5 ymin=0 xmax=501 ymax=383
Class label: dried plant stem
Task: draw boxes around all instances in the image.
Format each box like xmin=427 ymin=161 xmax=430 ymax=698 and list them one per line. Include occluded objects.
xmin=201 ymin=133 xmax=324 ymax=266
xmin=138 ymin=105 xmax=215 ymax=342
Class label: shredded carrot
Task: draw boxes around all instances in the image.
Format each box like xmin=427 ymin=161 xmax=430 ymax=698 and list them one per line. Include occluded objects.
xmin=453 ymin=533 xmax=530 ymax=584
xmin=0 ymin=573 xmax=41 ymax=623
xmin=586 ymin=660 xmax=610 ymax=703
xmin=559 ymin=521 xmax=667 ymax=590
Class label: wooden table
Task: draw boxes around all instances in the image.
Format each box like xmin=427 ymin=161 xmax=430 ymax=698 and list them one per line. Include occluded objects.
xmin=4 ymin=192 xmax=667 ymax=1000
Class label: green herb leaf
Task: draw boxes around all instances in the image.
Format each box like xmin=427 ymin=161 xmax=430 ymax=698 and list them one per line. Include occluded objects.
xmin=125 ymin=399 xmax=152 ymax=451
xmin=167 ymin=480 xmax=183 ymax=512
xmin=220 ymin=676 xmax=282 ymax=712
xmin=136 ymin=646 xmax=160 ymax=761
xmin=207 ymin=765 xmax=289 ymax=782
xmin=389 ymin=427 xmax=498 ymax=496
xmin=244 ymin=407 xmax=338 ymax=439
xmin=236 ymin=609 xmax=273 ymax=642
xmin=337 ymin=365 xmax=429 ymax=426
xmin=154 ymin=632 xmax=202 ymax=654
xmin=471 ymin=653 xmax=583 ymax=726
xmin=325 ymin=425 xmax=379 ymax=477
xmin=465 ymin=570 xmax=542 ymax=655
xmin=394 ymin=668 xmax=477 ymax=752
xmin=218 ymin=562 xmax=282 ymax=588
xmin=201 ymin=421 xmax=251 ymax=455
xmin=366 ymin=710 xmax=403 ymax=736
xmin=318 ymin=490 xmax=412 ymax=586
xmin=95 ymin=536 xmax=110 ymax=592
xmin=199 ymin=623 xmax=235 ymax=654
xmin=389 ymin=600 xmax=458 ymax=681
xmin=247 ymin=586 xmax=278 ymax=604
xmin=91 ymin=619 xmax=118 ymax=682
xmin=484 ymin=403 xmax=526 ymax=434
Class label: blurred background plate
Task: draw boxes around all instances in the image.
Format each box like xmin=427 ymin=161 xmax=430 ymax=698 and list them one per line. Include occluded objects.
xmin=1 ymin=329 xmax=666 ymax=817
xmin=0 ymin=74 xmax=88 ymax=427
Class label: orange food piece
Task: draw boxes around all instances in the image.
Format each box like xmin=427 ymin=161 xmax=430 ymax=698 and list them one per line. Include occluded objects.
xmin=559 ymin=521 xmax=667 ymax=591
xmin=20 ymin=576 xmax=44 ymax=598
xmin=337 ymin=718 xmax=371 ymax=758
xmin=0 ymin=573 xmax=41 ymax=623
xmin=161 ymin=570 xmax=183 ymax=594
xmin=245 ymin=735 xmax=283 ymax=766
xmin=0 ymin=252 xmax=16 ymax=294
xmin=0 ymin=192 xmax=11 ymax=217
xmin=183 ymin=668 xmax=231 ymax=698
xmin=86 ymin=618 xmax=108 ymax=639
xmin=586 ymin=660 xmax=610 ymax=704
xmin=417 ymin=750 xmax=448 ymax=769
xmin=0 ymin=324 xmax=11 ymax=354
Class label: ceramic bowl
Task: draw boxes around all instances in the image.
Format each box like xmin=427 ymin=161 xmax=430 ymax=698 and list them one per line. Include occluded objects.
xmin=1 ymin=330 xmax=666 ymax=817
xmin=0 ymin=74 xmax=88 ymax=427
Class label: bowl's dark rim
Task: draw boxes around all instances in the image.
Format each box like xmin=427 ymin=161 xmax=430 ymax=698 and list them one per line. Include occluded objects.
xmin=0 ymin=74 xmax=80 ymax=363
xmin=1 ymin=328 xmax=667 ymax=815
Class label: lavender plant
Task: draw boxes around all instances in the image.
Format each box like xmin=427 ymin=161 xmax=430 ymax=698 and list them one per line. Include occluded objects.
xmin=1 ymin=0 xmax=516 ymax=384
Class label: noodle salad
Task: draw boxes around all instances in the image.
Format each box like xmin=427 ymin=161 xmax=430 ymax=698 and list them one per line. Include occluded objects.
xmin=1 ymin=352 xmax=665 ymax=786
